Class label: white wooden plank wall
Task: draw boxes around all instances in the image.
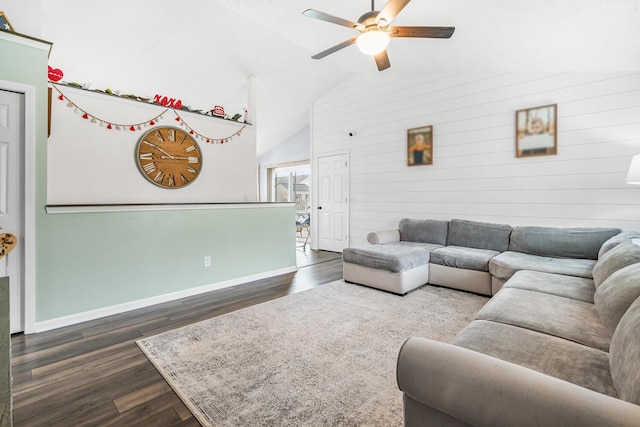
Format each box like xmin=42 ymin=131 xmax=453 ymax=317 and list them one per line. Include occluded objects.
xmin=311 ymin=72 xmax=640 ymax=246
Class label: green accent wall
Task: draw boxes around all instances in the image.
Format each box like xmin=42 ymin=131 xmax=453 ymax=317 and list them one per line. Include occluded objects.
xmin=37 ymin=206 xmax=295 ymax=321
xmin=2 ymin=34 xmax=296 ymax=327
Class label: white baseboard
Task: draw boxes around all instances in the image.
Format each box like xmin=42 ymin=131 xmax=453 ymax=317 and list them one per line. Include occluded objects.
xmin=33 ymin=265 xmax=298 ymax=334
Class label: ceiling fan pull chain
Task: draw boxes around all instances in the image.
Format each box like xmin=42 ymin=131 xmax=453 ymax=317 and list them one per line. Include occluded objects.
xmin=371 ymin=0 xmax=375 ymax=12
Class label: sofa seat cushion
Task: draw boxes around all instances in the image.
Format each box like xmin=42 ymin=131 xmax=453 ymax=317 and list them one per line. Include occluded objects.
xmin=342 ymin=242 xmax=441 ymax=273
xmin=429 ymin=246 xmax=499 ymax=272
xmin=451 ymin=320 xmax=617 ymax=398
xmin=503 ymin=270 xmax=595 ymax=303
xmin=489 ymin=251 xmax=595 ymax=281
xmin=509 ymin=226 xmax=621 ymax=260
xmin=594 ymin=263 xmax=640 ymax=334
xmin=475 ymin=288 xmax=611 ymax=351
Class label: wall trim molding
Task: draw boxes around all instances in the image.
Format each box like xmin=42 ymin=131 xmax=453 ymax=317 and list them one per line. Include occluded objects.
xmin=45 ymin=202 xmax=293 ymax=215
xmin=32 ymin=265 xmax=298 ymax=333
xmin=0 ymin=30 xmax=52 ymax=55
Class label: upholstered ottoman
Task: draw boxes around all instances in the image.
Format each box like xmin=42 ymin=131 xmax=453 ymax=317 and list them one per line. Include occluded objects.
xmin=343 ymin=218 xmax=448 ymax=294
xmin=343 ymin=243 xmax=436 ymax=295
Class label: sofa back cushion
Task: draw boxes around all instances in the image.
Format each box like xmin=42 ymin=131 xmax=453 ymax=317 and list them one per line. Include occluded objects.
xmin=592 ymin=240 xmax=640 ymax=288
xmin=447 ymin=219 xmax=512 ymax=252
xmin=598 ymin=231 xmax=640 ymax=258
xmin=509 ymin=226 xmax=621 ymax=260
xmin=594 ymin=263 xmax=640 ymax=334
xmin=610 ymin=296 xmax=640 ymax=404
xmin=398 ymin=218 xmax=449 ymax=245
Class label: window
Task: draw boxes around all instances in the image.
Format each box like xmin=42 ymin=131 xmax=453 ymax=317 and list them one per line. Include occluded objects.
xmin=269 ymin=163 xmax=310 ymax=212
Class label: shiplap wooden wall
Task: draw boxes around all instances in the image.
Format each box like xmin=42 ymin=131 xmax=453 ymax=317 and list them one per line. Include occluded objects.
xmin=311 ymin=72 xmax=640 ymax=246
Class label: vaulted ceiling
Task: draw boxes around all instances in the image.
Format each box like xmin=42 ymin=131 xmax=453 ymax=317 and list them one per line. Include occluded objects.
xmin=216 ymin=0 xmax=640 ymax=74
xmin=27 ymin=0 xmax=640 ymax=156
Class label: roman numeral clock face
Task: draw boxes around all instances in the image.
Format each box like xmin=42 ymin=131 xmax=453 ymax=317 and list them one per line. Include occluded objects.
xmin=135 ymin=126 xmax=203 ymax=189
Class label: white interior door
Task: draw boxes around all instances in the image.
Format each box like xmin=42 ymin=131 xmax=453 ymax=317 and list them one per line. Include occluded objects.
xmin=316 ymin=153 xmax=348 ymax=252
xmin=0 ymin=89 xmax=25 ymax=333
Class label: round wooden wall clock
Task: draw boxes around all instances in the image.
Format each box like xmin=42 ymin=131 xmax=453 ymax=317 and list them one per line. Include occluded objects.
xmin=135 ymin=126 xmax=203 ymax=189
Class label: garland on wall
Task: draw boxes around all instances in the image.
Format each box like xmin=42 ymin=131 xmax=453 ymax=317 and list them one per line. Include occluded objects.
xmin=173 ymin=111 xmax=246 ymax=144
xmin=51 ymin=84 xmax=248 ymax=145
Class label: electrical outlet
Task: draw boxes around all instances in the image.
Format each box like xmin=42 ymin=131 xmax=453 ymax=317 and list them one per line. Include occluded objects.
xmin=204 ymin=256 xmax=212 ymax=268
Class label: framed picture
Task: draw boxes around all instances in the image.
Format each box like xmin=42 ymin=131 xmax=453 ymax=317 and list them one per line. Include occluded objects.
xmin=0 ymin=12 xmax=14 ymax=32
xmin=407 ymin=125 xmax=433 ymax=166
xmin=516 ymin=104 xmax=557 ymax=158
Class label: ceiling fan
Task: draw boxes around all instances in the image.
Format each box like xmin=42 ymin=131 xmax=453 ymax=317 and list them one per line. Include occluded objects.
xmin=302 ymin=0 xmax=455 ymax=71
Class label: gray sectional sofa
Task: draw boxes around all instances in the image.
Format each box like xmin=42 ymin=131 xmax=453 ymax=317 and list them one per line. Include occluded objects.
xmin=342 ymin=218 xmax=640 ymax=426
xmin=343 ymin=218 xmax=620 ymax=296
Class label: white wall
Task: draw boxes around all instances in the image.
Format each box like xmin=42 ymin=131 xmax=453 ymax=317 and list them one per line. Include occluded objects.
xmin=48 ymin=84 xmax=256 ymax=204
xmin=311 ymin=72 xmax=640 ymax=246
xmin=0 ymin=0 xmax=43 ymax=37
xmin=30 ymin=0 xmax=354 ymax=159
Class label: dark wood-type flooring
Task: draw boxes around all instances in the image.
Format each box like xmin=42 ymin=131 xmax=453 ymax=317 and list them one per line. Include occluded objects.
xmin=11 ymin=249 xmax=343 ymax=426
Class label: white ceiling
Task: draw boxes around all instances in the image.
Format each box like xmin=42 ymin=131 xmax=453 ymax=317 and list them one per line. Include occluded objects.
xmin=13 ymin=0 xmax=640 ymax=156
xmin=217 ymin=0 xmax=640 ymax=73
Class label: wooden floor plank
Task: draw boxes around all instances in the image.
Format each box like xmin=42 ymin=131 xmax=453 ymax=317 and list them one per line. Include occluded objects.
xmin=14 ymin=362 xmax=161 ymax=425
xmin=14 ymin=351 xmax=149 ymax=408
xmin=12 ymin=328 xmax=143 ymax=374
xmin=28 ymin=342 xmax=140 ymax=380
xmin=173 ymin=399 xmax=195 ymax=421
xmin=129 ymin=407 xmax=182 ymax=427
xmin=11 ymin=250 xmax=342 ymax=426
xmin=113 ymin=380 xmax=172 ymax=413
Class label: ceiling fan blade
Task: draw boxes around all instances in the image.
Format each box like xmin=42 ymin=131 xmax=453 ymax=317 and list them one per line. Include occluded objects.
xmin=376 ymin=0 xmax=411 ymax=26
xmin=374 ymin=50 xmax=391 ymax=71
xmin=311 ymin=37 xmax=358 ymax=60
xmin=389 ymin=26 xmax=455 ymax=38
xmin=302 ymin=9 xmax=364 ymax=31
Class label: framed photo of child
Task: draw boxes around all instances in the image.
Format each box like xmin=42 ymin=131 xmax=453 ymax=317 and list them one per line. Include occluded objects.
xmin=516 ymin=104 xmax=557 ymax=158
xmin=0 ymin=12 xmax=15 ymax=32
xmin=407 ymin=125 xmax=433 ymax=166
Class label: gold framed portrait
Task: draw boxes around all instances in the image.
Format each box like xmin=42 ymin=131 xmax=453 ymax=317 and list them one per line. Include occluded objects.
xmin=407 ymin=125 xmax=433 ymax=166
xmin=516 ymin=104 xmax=557 ymax=158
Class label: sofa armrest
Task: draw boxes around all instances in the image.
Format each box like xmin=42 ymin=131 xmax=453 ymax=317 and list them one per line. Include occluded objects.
xmin=397 ymin=337 xmax=640 ymax=427
xmin=367 ymin=229 xmax=400 ymax=245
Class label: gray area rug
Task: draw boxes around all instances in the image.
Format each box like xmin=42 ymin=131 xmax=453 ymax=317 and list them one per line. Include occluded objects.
xmin=137 ymin=280 xmax=488 ymax=427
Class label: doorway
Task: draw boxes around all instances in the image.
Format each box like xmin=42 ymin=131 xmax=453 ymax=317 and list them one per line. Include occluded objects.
xmin=266 ymin=162 xmax=312 ymax=263
xmin=315 ymin=152 xmax=349 ymax=253
xmin=269 ymin=163 xmax=311 ymax=210
xmin=0 ymin=89 xmax=25 ymax=333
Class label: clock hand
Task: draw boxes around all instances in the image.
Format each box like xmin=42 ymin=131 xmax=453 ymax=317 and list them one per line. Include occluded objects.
xmin=154 ymin=147 xmax=174 ymax=159
xmin=161 ymin=156 xmax=199 ymax=162
xmin=143 ymin=141 xmax=174 ymax=159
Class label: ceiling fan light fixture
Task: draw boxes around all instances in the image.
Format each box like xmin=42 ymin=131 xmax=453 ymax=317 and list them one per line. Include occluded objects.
xmin=356 ymin=29 xmax=390 ymax=55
